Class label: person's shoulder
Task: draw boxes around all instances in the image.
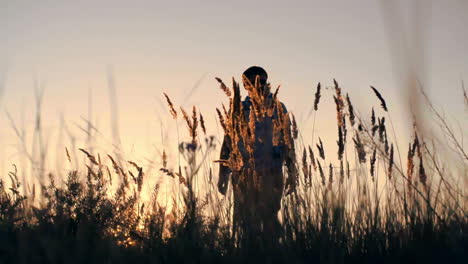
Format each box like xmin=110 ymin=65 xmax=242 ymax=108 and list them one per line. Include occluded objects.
xmin=242 ymin=96 xmax=251 ymax=106
xmin=278 ymin=101 xmax=288 ymax=113
xmin=268 ymin=93 xmax=288 ymax=113
xmin=283 ymin=102 xmax=288 ymax=111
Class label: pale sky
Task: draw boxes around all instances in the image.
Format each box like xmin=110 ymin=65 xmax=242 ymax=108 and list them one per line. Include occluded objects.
xmin=0 ymin=0 xmax=467 ymax=192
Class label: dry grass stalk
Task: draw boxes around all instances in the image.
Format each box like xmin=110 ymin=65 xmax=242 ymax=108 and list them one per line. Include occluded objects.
xmin=291 ymin=113 xmax=298 ymax=140
xmin=372 ymin=123 xmax=379 ymax=137
xmin=334 ymin=79 xmax=345 ymax=127
xmin=337 ymin=126 xmax=345 ymax=160
xmin=65 ymin=147 xmax=72 ymax=163
xmin=180 ymin=107 xmax=190 ymax=127
xmin=384 ymin=131 xmax=389 ymax=155
xmin=418 ymin=156 xmax=427 ymax=188
xmin=162 ymin=150 xmax=168 ymax=169
xmin=407 ymin=144 xmax=415 ymax=192
xmin=371 ymin=108 xmax=376 ymax=126
xmin=314 ymin=82 xmax=321 ymax=111
xmin=415 ymin=138 xmax=427 ymax=188
xmin=273 ymin=85 xmax=280 ymax=101
xmin=339 ymin=160 xmax=344 ymax=184
xmin=191 ymin=106 xmax=199 ymax=145
xmin=308 ymin=146 xmax=317 ymax=171
xmin=108 ymin=154 xmax=120 ymax=175
xmin=163 ymin=93 xmax=178 ymax=119
xmin=215 ymin=77 xmax=231 ymax=97
xmin=106 ymin=166 xmax=112 ymax=185
xmin=342 ymin=116 xmax=347 ymax=143
xmin=346 ymin=93 xmax=356 ymax=126
xmin=79 ymin=148 xmax=99 ymax=166
xmin=231 ymin=77 xmax=241 ymax=116
xmin=160 ymin=168 xmax=187 ymax=187
xmin=412 ymin=133 xmax=420 ymax=157
xmin=370 ymin=86 xmax=388 ymax=112
xmin=180 ymin=106 xmax=198 ymax=146
xmin=128 ymin=161 xmax=144 ymax=193
xmin=317 ymin=138 xmax=325 ymax=160
xmin=317 ymin=159 xmax=325 ymax=186
xmin=346 ymin=161 xmax=350 ymax=179
xmin=222 ymin=103 xmax=229 ymax=117
xmin=370 ymin=148 xmax=377 ymax=182
xmin=420 ymin=87 xmax=468 ymax=160
xmin=216 ymin=108 xmax=227 ymax=132
xmin=199 ymin=112 xmax=207 ymax=135
xmin=302 ymin=148 xmax=311 ymax=186
xmin=378 ymin=117 xmax=386 ymax=143
xmin=353 ymin=134 xmax=366 ymax=163
xmin=388 ymin=144 xmax=394 ymax=179
xmin=358 ymin=123 xmax=363 ymax=131
xmin=463 ymin=82 xmax=468 ymax=106
xmin=282 ymin=113 xmax=294 ymax=149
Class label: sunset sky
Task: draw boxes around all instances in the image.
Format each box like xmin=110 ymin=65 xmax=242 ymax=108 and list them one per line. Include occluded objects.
xmin=1 ymin=0 xmax=467 ymax=192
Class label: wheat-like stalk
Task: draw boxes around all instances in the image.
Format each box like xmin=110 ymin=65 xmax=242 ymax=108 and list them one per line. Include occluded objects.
xmin=215 ymin=77 xmax=231 ymax=97
xmin=199 ymin=112 xmax=206 ymax=135
xmin=388 ymin=144 xmax=394 ymax=179
xmin=163 ymin=93 xmax=178 ymax=119
xmin=317 ymin=138 xmax=325 ymax=160
xmin=314 ymin=82 xmax=321 ymax=111
xmin=346 ymin=93 xmax=356 ymax=126
xmin=370 ymin=86 xmax=388 ymax=112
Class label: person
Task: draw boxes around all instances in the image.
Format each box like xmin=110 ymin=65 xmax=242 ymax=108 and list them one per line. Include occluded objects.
xmin=217 ymin=66 xmax=297 ymax=244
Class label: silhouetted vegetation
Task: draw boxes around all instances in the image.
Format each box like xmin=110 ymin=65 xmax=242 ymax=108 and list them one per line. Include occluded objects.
xmin=0 ymin=79 xmax=466 ymax=264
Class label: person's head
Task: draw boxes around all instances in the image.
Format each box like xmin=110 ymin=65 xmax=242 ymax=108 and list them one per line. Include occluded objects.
xmin=242 ymin=66 xmax=268 ymax=91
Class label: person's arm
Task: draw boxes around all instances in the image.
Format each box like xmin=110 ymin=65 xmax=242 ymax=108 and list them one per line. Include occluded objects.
xmin=218 ymin=134 xmax=231 ymax=195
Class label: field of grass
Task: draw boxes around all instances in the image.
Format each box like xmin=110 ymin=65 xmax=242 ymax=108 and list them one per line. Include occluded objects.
xmin=0 ymin=78 xmax=467 ymax=264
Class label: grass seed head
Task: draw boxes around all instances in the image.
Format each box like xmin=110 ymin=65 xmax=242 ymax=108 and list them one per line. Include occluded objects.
xmin=339 ymin=160 xmax=344 ymax=184
xmin=370 ymin=86 xmax=388 ymax=112
xmin=199 ymin=112 xmax=206 ymax=135
xmin=407 ymin=143 xmax=415 ymax=192
xmin=419 ymin=156 xmax=427 ymax=187
xmin=337 ymin=126 xmax=345 ymax=160
xmin=353 ymin=134 xmax=366 ymax=163
xmin=291 ymin=113 xmax=298 ymax=140
xmin=314 ymin=82 xmax=321 ymax=111
xmin=370 ymin=148 xmax=377 ymax=182
xmin=163 ymin=93 xmax=178 ymax=119
xmin=216 ymin=108 xmax=227 ymax=133
xmin=328 ymin=163 xmax=334 ymax=188
xmin=388 ymin=144 xmax=394 ymax=179
xmin=308 ymin=146 xmax=317 ymax=171
xmin=346 ymin=93 xmax=356 ymax=126
xmin=215 ymin=77 xmax=231 ymax=97
xmin=317 ymin=138 xmax=325 ymax=160
xmin=317 ymin=160 xmax=325 ymax=186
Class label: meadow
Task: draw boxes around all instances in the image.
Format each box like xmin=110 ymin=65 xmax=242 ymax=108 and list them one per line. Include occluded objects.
xmin=0 ymin=77 xmax=466 ymax=264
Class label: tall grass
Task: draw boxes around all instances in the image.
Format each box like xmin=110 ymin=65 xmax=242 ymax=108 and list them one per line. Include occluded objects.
xmin=0 ymin=77 xmax=466 ymax=264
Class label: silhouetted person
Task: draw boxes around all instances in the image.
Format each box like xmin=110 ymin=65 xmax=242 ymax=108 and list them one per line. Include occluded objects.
xmin=217 ymin=66 xmax=297 ymax=246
